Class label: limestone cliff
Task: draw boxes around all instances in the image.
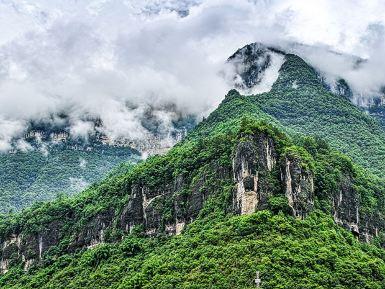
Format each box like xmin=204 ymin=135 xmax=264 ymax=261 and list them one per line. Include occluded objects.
xmin=281 ymin=156 xmax=314 ymax=218
xmin=0 ymin=129 xmax=383 ymax=273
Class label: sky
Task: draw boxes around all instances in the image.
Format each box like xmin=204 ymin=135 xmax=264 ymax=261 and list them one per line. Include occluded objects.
xmin=1 ymin=0 xmax=385 ymax=151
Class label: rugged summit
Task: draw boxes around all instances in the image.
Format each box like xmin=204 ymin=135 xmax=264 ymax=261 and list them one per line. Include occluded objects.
xmin=228 ymin=42 xmax=385 ymax=132
xmin=227 ymin=43 xmax=285 ymax=94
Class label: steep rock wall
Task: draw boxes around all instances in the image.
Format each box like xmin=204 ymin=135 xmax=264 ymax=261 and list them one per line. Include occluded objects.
xmin=282 ymin=156 xmax=314 ymax=218
xmin=232 ymin=134 xmax=278 ymax=214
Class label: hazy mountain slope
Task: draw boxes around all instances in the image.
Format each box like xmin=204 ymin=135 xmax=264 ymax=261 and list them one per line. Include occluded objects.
xmin=0 ymin=146 xmax=139 ymax=212
xmin=199 ymin=61 xmax=385 ymax=177
xmin=245 ymin=51 xmax=385 ymax=176
xmin=0 ymin=116 xmax=194 ymax=213
xmin=223 ymin=44 xmax=385 ymax=177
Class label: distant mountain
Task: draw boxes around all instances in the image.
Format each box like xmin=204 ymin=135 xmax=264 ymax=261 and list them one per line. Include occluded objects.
xmin=227 ymin=42 xmax=385 ymax=126
xmin=0 ymin=113 xmax=195 ymax=213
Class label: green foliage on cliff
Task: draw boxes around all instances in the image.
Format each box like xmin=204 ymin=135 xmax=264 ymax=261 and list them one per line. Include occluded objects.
xmin=2 ymin=211 xmax=385 ymax=289
xmin=1 ymin=115 xmax=385 ymax=288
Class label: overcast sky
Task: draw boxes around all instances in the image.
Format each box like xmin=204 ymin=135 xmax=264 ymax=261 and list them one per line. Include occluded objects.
xmin=1 ymin=0 xmax=385 ymax=151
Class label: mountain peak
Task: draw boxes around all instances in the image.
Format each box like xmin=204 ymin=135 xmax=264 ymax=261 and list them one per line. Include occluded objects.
xmin=226 ymin=43 xmax=286 ymax=94
xmin=271 ymin=53 xmax=323 ymax=91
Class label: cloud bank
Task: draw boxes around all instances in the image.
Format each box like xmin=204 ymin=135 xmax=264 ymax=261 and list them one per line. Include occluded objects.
xmin=1 ymin=0 xmax=385 ymax=151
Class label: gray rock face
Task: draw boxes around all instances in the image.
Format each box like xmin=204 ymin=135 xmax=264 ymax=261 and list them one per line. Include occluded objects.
xmin=332 ymin=174 xmax=360 ymax=235
xmin=118 ymin=172 xmax=214 ymax=238
xmin=228 ymin=43 xmax=272 ymax=90
xmin=232 ymin=133 xmax=314 ymax=218
xmin=333 ymin=79 xmax=353 ymax=100
xmin=281 ymin=156 xmax=314 ymax=218
xmin=227 ymin=43 xmax=285 ymax=92
xmin=330 ymin=173 xmax=385 ymax=242
xmin=360 ymin=212 xmax=385 ymax=243
xmin=0 ymin=220 xmax=64 ymax=273
xmin=232 ymin=134 xmax=277 ymax=214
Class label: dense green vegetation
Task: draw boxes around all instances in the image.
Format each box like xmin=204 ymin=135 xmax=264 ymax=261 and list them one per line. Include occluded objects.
xmin=3 ymin=211 xmax=385 ymax=289
xmin=254 ymin=54 xmax=385 ymax=177
xmin=2 ymin=52 xmax=385 ymax=288
xmin=0 ymin=145 xmax=139 ymax=213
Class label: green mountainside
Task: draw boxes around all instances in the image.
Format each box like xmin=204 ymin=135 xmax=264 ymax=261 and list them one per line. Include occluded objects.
xmin=253 ymin=54 xmax=385 ymax=177
xmin=1 ymin=51 xmax=385 ymax=288
xmin=0 ymin=145 xmax=139 ymax=213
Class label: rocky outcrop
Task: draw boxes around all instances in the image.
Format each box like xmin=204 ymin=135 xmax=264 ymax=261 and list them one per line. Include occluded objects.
xmin=227 ymin=43 xmax=286 ymax=91
xmin=0 ymin=234 xmax=21 ymax=273
xmin=71 ymin=209 xmax=114 ymax=250
xmin=360 ymin=213 xmax=384 ymax=243
xmin=330 ymin=173 xmax=385 ymax=242
xmin=332 ymin=174 xmax=360 ymax=236
xmin=0 ymin=218 xmax=67 ymax=273
xmin=118 ymin=171 xmax=215 ymax=238
xmin=281 ymin=156 xmax=314 ymax=218
xmin=232 ymin=133 xmax=277 ymax=214
xmin=232 ymin=133 xmax=315 ymax=218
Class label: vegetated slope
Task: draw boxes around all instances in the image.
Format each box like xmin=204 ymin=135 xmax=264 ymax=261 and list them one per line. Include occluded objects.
xmin=251 ymin=53 xmax=385 ymax=177
xmin=0 ymin=145 xmax=139 ymax=213
xmin=1 ymin=80 xmax=385 ymax=288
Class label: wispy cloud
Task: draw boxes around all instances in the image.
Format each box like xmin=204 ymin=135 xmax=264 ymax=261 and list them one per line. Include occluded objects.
xmin=0 ymin=0 xmax=384 ymax=150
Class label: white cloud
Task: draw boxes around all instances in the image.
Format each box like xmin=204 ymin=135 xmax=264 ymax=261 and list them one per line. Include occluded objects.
xmin=0 ymin=0 xmax=385 ymax=150
xmin=15 ymin=139 xmax=33 ymax=152
xmin=69 ymin=120 xmax=94 ymax=139
xmin=79 ymin=158 xmax=87 ymax=169
xmin=0 ymin=117 xmax=25 ymax=151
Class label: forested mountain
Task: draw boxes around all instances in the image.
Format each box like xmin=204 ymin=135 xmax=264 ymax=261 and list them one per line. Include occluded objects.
xmin=1 ymin=47 xmax=385 ymax=288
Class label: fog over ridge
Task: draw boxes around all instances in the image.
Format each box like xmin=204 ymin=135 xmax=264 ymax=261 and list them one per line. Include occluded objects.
xmin=1 ymin=0 xmax=385 ymax=151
